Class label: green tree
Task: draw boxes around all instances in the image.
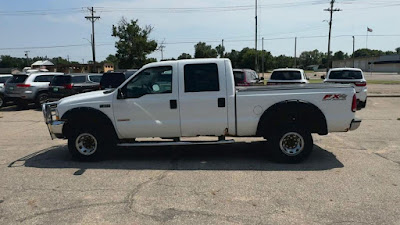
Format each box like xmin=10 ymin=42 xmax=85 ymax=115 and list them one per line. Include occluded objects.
xmin=225 ymin=50 xmax=240 ymax=68
xmin=215 ymin=44 xmax=225 ymax=58
xmin=396 ymin=47 xmax=400 ymax=54
xmin=299 ymin=50 xmax=324 ymax=67
xmin=332 ymin=51 xmax=347 ymax=61
xmin=112 ymin=17 xmax=158 ymax=69
xmin=51 ymin=57 xmax=69 ymax=65
xmin=194 ymin=42 xmax=218 ymax=58
xmin=177 ymin=53 xmax=192 ymax=60
xmin=0 ymin=55 xmax=26 ymax=68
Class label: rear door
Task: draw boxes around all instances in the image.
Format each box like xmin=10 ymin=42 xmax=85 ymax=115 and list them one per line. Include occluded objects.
xmin=178 ymin=62 xmax=228 ymax=136
xmin=5 ymin=75 xmax=28 ymax=97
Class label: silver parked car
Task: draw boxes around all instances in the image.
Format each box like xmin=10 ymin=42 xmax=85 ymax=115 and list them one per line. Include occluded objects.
xmin=0 ymin=74 xmax=13 ymax=108
xmin=5 ymin=72 xmax=64 ymax=108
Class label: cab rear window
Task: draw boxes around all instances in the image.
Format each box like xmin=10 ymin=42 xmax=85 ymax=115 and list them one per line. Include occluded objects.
xmin=270 ymin=71 xmax=301 ymax=80
xmin=8 ymin=75 xmax=28 ymax=83
xmin=329 ymin=70 xmax=363 ymax=79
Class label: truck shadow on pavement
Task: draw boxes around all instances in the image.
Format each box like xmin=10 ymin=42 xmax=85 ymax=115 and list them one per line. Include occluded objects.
xmin=9 ymin=142 xmax=344 ymax=172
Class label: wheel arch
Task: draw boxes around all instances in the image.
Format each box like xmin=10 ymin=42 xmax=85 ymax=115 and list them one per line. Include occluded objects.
xmin=61 ymin=107 xmax=118 ymax=140
xmin=256 ymin=100 xmax=328 ymax=137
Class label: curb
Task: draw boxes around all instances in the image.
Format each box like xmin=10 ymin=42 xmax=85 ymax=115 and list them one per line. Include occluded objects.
xmin=368 ymin=94 xmax=400 ymax=98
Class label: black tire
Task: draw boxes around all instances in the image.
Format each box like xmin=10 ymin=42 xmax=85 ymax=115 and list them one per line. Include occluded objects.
xmin=268 ymin=127 xmax=313 ymax=163
xmin=35 ymin=93 xmax=48 ymax=108
xmin=0 ymin=95 xmax=4 ymax=108
xmin=68 ymin=129 xmax=112 ymax=161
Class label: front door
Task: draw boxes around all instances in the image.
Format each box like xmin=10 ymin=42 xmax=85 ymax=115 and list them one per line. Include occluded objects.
xmin=178 ymin=62 xmax=228 ymax=136
xmin=113 ymin=65 xmax=181 ymax=138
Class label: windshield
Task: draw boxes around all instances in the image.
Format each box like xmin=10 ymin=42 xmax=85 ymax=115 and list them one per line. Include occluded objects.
xmin=88 ymin=75 xmax=102 ymax=83
xmin=233 ymin=71 xmax=245 ymax=83
xmin=8 ymin=75 xmax=28 ymax=83
xmin=51 ymin=75 xmax=71 ymax=85
xmin=270 ymin=71 xmax=302 ymax=80
xmin=329 ymin=70 xmax=363 ymax=79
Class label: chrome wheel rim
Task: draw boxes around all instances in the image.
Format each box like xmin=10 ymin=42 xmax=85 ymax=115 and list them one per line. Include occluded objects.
xmin=75 ymin=133 xmax=98 ymax=156
xmin=279 ymin=132 xmax=305 ymax=156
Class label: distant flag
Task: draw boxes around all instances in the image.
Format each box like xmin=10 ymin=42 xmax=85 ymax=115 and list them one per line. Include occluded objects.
xmin=367 ymin=27 xmax=373 ymax=32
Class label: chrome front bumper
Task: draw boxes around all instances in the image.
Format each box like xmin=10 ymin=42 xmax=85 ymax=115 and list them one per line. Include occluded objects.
xmin=42 ymin=103 xmax=64 ymax=139
xmin=349 ymin=118 xmax=362 ymax=131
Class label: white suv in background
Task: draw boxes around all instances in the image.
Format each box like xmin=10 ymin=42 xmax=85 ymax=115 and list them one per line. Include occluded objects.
xmin=5 ymin=72 xmax=64 ymax=108
xmin=324 ymin=68 xmax=367 ymax=110
xmin=267 ymin=68 xmax=309 ymax=85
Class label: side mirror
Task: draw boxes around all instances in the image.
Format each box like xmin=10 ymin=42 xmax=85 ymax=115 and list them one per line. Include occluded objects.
xmin=117 ymin=88 xmax=126 ymax=99
xmin=321 ymin=75 xmax=325 ymax=80
xmin=306 ymin=77 xmax=310 ymax=80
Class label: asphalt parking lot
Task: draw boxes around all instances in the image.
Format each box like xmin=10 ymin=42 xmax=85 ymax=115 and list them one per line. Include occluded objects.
xmin=0 ymin=97 xmax=399 ymax=224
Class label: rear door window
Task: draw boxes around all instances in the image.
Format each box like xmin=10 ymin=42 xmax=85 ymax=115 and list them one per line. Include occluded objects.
xmin=329 ymin=70 xmax=363 ymax=79
xmin=51 ymin=76 xmax=71 ymax=85
xmin=34 ymin=75 xmax=54 ymax=82
xmin=270 ymin=71 xmax=302 ymax=80
xmin=8 ymin=75 xmax=28 ymax=83
xmin=71 ymin=76 xmax=87 ymax=83
xmin=184 ymin=63 xmax=219 ymax=92
xmin=88 ymin=75 xmax=102 ymax=83
xmin=0 ymin=76 xmax=11 ymax=83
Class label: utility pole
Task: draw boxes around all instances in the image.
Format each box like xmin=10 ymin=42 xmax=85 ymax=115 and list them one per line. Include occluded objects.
xmin=159 ymin=40 xmax=165 ymax=60
xmin=352 ymin=36 xmax=355 ymax=68
xmin=294 ymin=37 xmax=297 ymax=68
xmin=324 ymin=0 xmax=341 ymax=71
xmin=222 ymin=39 xmax=224 ymax=58
xmin=255 ymin=0 xmax=258 ymax=72
xmin=67 ymin=55 xmax=70 ymax=63
xmin=85 ymin=7 xmax=100 ymax=72
xmin=262 ymin=37 xmax=265 ymax=79
xmin=24 ymin=51 xmax=30 ymax=66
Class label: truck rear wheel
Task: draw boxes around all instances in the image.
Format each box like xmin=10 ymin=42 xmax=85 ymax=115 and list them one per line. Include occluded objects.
xmin=68 ymin=129 xmax=111 ymax=161
xmin=268 ymin=127 xmax=313 ymax=163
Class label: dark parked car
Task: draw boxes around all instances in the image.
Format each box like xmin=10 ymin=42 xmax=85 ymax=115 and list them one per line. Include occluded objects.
xmin=48 ymin=74 xmax=100 ymax=101
xmin=124 ymin=69 xmax=139 ymax=79
xmin=99 ymin=72 xmax=126 ymax=90
xmin=87 ymin=74 xmax=103 ymax=83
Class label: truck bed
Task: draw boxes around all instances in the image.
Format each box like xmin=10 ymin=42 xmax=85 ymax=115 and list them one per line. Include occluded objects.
xmin=236 ymin=83 xmax=352 ymax=92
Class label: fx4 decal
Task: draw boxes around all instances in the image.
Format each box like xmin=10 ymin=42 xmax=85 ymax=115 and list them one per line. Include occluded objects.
xmin=323 ymin=94 xmax=347 ymax=101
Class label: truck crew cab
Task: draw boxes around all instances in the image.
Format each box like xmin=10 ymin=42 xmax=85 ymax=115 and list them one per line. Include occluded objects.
xmin=43 ymin=59 xmax=361 ymax=162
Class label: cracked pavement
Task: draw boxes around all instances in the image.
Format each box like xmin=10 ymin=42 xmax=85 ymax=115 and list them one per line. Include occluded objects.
xmin=0 ymin=98 xmax=399 ymax=224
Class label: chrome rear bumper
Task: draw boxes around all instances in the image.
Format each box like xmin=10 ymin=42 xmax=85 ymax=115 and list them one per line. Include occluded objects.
xmin=349 ymin=118 xmax=362 ymax=131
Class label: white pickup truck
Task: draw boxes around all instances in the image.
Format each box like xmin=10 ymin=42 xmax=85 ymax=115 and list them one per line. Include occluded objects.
xmin=43 ymin=59 xmax=361 ymax=162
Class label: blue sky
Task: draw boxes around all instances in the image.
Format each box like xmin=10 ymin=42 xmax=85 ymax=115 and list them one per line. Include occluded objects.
xmin=0 ymin=0 xmax=399 ymax=64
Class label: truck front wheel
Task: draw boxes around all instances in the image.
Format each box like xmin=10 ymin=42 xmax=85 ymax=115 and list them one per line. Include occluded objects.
xmin=269 ymin=127 xmax=313 ymax=163
xmin=68 ymin=129 xmax=110 ymax=161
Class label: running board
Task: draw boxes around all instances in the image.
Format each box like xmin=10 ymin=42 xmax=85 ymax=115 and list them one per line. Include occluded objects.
xmin=117 ymin=139 xmax=235 ymax=147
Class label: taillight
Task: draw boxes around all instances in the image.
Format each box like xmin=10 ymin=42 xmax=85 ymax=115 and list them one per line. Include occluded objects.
xmin=352 ymin=94 xmax=357 ymax=112
xmin=355 ymin=82 xmax=367 ymax=87
xmin=16 ymin=84 xmax=31 ymax=88
xmin=64 ymin=84 xmax=73 ymax=89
